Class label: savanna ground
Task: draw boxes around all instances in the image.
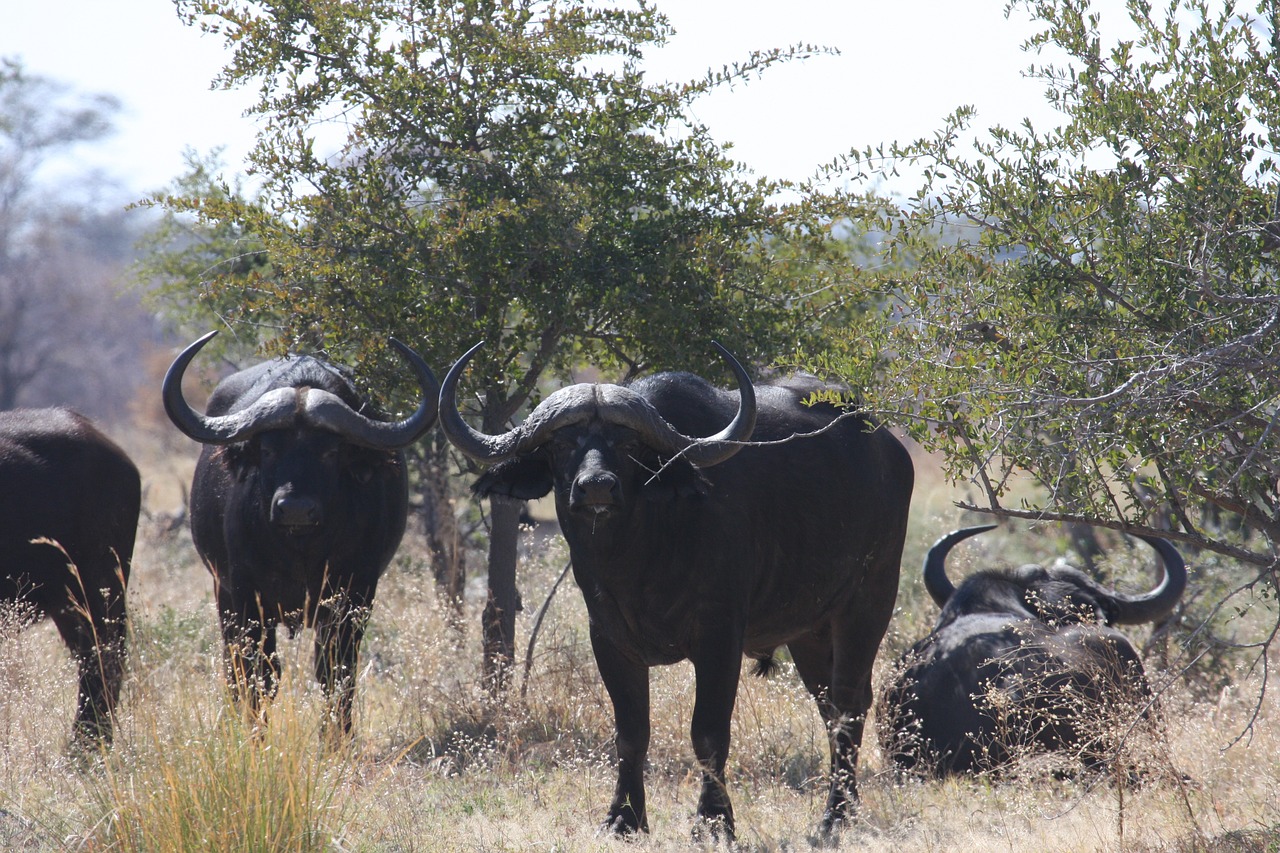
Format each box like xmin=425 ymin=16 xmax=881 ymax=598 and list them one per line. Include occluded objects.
xmin=1 ymin=424 xmax=1277 ymax=852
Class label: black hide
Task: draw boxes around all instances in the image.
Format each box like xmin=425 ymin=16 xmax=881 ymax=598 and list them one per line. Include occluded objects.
xmin=881 ymin=531 xmax=1182 ymax=776
xmin=475 ymin=372 xmax=914 ymax=838
xmin=186 ymin=357 xmax=412 ymax=738
xmin=0 ymin=408 xmax=140 ymax=746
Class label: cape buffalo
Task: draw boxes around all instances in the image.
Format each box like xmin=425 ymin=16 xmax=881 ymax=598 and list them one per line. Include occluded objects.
xmin=440 ymin=343 xmax=914 ymax=839
xmin=0 ymin=408 xmax=140 ymax=747
xmin=880 ymin=524 xmax=1187 ymax=776
xmin=163 ymin=332 xmax=438 ymax=738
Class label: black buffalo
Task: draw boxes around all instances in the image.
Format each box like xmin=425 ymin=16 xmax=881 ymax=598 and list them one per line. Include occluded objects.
xmin=880 ymin=524 xmax=1187 ymax=776
xmin=163 ymin=332 xmax=438 ymax=738
xmin=0 ymin=408 xmax=140 ymax=747
xmin=440 ymin=343 xmax=914 ymax=839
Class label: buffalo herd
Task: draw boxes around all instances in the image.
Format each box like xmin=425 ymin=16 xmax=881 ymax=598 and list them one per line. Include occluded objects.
xmin=1 ymin=334 xmax=1188 ymax=839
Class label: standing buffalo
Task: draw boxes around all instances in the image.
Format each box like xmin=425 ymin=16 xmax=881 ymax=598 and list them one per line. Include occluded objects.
xmin=440 ymin=343 xmax=914 ymax=839
xmin=0 ymin=408 xmax=140 ymax=747
xmin=880 ymin=524 xmax=1186 ymax=776
xmin=163 ymin=332 xmax=438 ymax=738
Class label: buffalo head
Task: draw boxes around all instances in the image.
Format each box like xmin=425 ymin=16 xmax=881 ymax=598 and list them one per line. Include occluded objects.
xmin=924 ymin=524 xmax=1187 ymax=628
xmin=164 ymin=330 xmax=439 ymax=537
xmin=439 ymin=341 xmax=756 ymax=521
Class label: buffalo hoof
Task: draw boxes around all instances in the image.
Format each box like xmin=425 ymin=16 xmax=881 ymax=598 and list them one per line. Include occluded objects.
xmin=808 ymin=824 xmax=841 ymax=848
xmin=690 ymin=814 xmax=734 ymax=845
xmin=810 ymin=808 xmax=853 ymax=847
xmin=598 ymin=813 xmax=647 ymax=838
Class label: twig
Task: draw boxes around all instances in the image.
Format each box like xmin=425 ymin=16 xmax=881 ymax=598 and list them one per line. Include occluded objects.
xmin=520 ymin=560 xmax=573 ymax=701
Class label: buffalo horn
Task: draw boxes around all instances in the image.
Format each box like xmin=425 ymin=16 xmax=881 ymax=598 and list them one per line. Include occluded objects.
xmin=439 ymin=341 xmax=757 ymax=468
xmin=162 ymin=331 xmax=440 ymax=448
xmin=922 ymin=524 xmax=998 ymax=608
xmin=1108 ymin=534 xmax=1187 ymax=625
xmin=676 ymin=341 xmax=757 ymax=468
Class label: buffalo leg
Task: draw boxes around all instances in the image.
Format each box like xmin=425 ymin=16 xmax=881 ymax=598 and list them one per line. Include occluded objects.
xmin=689 ymin=641 xmax=743 ymax=840
xmin=788 ymin=636 xmax=848 ymax=824
xmin=313 ymin=589 xmax=373 ymax=742
xmin=790 ymin=629 xmax=873 ymax=836
xmin=590 ymin=623 xmax=650 ymax=835
xmin=49 ymin=591 xmax=126 ymax=748
xmin=217 ymin=588 xmax=278 ymax=726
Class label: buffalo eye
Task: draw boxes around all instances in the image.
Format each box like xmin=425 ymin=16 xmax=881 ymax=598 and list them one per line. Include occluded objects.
xmin=613 ymin=436 xmax=641 ymax=455
xmin=549 ymin=434 xmax=580 ymax=456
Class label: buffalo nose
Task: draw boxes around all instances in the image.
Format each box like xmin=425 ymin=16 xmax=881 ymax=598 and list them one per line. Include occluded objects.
xmin=570 ymin=471 xmax=620 ymax=511
xmin=272 ymin=493 xmax=323 ymax=527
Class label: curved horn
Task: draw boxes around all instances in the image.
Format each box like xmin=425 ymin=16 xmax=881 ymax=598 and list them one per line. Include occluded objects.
xmin=163 ymin=331 xmax=297 ymax=444
xmin=677 ymin=341 xmax=757 ymax=468
xmin=163 ymin=331 xmax=439 ymax=448
xmin=1108 ymin=534 xmax=1187 ymax=625
xmin=923 ymin=524 xmax=998 ymax=608
xmin=440 ymin=341 xmax=756 ymax=468
xmin=439 ymin=341 xmax=525 ymax=463
xmin=299 ymin=337 xmax=439 ymax=449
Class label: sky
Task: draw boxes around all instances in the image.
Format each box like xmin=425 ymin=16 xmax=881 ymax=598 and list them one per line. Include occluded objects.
xmin=0 ymin=1 xmax=1121 ymax=205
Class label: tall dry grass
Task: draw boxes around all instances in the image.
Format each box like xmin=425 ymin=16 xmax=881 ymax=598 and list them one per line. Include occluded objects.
xmin=0 ymin=433 xmax=1276 ymax=851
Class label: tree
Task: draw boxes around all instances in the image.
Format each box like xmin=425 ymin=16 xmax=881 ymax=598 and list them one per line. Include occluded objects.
xmin=155 ymin=0 xmax=832 ymax=688
xmin=827 ymin=0 xmax=1280 ymax=688
xmin=0 ymin=58 xmax=160 ymax=421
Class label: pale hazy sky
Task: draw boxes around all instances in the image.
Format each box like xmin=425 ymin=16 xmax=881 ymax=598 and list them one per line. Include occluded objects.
xmin=2 ymin=1 xmax=1125 ymax=204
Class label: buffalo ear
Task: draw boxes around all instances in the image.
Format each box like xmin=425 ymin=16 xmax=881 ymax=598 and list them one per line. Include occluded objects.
xmin=343 ymin=446 xmax=394 ymax=486
xmin=474 ymin=456 xmax=553 ymax=500
xmin=640 ymin=457 xmax=709 ymax=502
xmin=220 ymin=441 xmax=258 ymax=481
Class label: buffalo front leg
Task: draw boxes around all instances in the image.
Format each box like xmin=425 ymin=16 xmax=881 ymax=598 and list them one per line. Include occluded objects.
xmin=314 ymin=592 xmax=373 ymax=743
xmin=689 ymin=639 xmax=743 ymax=840
xmin=590 ymin=623 xmax=651 ymax=836
xmin=217 ymin=588 xmax=279 ymax=728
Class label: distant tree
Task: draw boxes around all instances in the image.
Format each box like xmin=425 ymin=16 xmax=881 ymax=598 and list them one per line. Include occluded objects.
xmin=155 ymin=0 xmax=838 ymax=687
xmin=826 ymin=0 xmax=1280 ymax=686
xmin=0 ymin=58 xmax=158 ymax=420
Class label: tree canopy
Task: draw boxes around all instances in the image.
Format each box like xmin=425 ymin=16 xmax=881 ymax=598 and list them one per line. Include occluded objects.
xmin=821 ymin=0 xmax=1279 ymax=681
xmin=155 ymin=0 xmax=837 ymax=398
xmin=150 ymin=0 xmax=847 ymax=682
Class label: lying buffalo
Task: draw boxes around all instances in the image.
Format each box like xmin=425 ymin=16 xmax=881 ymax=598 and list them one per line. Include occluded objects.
xmin=0 ymin=408 xmax=140 ymax=747
xmin=880 ymin=524 xmax=1186 ymax=776
xmin=163 ymin=332 xmax=438 ymax=738
xmin=440 ymin=343 xmax=914 ymax=840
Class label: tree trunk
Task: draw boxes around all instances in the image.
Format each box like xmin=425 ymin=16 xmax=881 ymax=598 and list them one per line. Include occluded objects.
xmin=482 ymin=494 xmax=523 ymax=692
xmin=416 ymin=438 xmax=466 ymax=614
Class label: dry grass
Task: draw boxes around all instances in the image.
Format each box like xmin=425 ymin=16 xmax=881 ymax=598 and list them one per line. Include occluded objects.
xmin=0 ymin=432 xmax=1277 ymax=851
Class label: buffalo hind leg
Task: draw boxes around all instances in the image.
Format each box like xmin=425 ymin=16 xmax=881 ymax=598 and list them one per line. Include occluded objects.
xmin=789 ymin=632 xmax=873 ymax=838
xmin=50 ymin=595 xmax=126 ymax=750
xmin=590 ymin=624 xmax=651 ymax=836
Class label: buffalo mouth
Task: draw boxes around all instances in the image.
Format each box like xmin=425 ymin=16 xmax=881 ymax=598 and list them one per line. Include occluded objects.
xmin=269 ymin=511 xmax=327 ymax=538
xmin=570 ymin=500 xmax=617 ymax=518
xmin=275 ymin=520 xmax=323 ymax=536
